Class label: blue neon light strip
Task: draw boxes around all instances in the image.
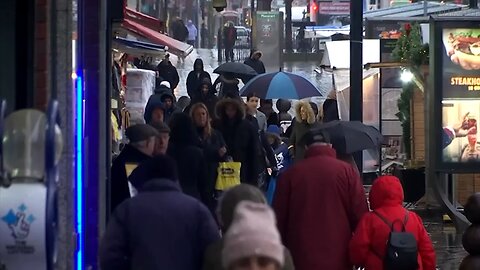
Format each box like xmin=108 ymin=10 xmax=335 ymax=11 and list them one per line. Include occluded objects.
xmin=76 ymin=73 xmax=84 ymax=270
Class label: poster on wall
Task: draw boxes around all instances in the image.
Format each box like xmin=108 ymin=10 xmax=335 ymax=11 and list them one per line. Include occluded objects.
xmin=433 ymin=19 xmax=480 ymax=170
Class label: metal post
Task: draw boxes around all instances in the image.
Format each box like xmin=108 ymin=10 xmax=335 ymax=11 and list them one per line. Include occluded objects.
xmin=250 ymin=0 xmax=255 ymax=49
xmin=350 ymin=0 xmax=363 ymax=175
xmin=423 ymin=0 xmax=427 ymax=17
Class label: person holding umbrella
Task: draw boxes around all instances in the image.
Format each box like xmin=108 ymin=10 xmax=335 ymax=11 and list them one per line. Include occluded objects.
xmin=313 ymin=120 xmax=383 ymax=175
xmin=214 ymin=72 xmax=240 ymax=99
xmin=214 ymin=62 xmax=257 ymax=99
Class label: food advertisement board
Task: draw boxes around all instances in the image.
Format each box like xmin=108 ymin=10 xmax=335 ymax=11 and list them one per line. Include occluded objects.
xmin=431 ymin=18 xmax=480 ymax=171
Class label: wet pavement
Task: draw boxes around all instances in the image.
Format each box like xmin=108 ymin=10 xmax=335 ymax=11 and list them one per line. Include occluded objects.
xmin=169 ymin=49 xmax=467 ymax=269
xmin=424 ymin=218 xmax=466 ymax=269
xmin=171 ymin=48 xmax=331 ymax=104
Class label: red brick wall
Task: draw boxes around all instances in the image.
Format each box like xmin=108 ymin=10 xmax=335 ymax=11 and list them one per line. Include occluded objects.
xmin=34 ymin=0 xmax=49 ymax=110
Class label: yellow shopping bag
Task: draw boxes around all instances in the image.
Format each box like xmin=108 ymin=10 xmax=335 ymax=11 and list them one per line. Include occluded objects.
xmin=215 ymin=162 xmax=242 ymax=190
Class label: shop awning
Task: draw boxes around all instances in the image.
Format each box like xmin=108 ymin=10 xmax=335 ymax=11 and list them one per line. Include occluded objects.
xmin=122 ymin=18 xmax=194 ymax=57
xmin=112 ymin=37 xmax=167 ymax=57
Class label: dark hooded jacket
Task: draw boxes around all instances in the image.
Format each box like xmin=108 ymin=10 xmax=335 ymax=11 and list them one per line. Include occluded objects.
xmin=244 ymin=51 xmax=266 ymax=75
xmin=186 ymin=59 xmax=211 ymax=99
xmin=214 ymin=75 xmax=240 ymax=99
xmin=184 ymin=80 xmax=219 ymax=119
xmin=101 ymin=179 xmax=219 ymax=270
xmin=167 ymin=113 xmax=209 ymax=201
xmin=144 ymin=94 xmax=165 ymax=124
xmin=110 ymin=144 xmax=151 ymax=213
xmin=160 ymin=92 xmax=182 ymax=124
xmin=157 ymin=60 xmax=180 ymax=90
xmin=213 ymin=99 xmax=259 ymax=185
xmin=202 ymin=184 xmax=295 ymax=270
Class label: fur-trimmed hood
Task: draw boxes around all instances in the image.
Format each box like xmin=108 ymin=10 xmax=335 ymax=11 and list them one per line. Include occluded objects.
xmin=215 ymin=98 xmax=246 ymax=121
xmin=295 ymin=100 xmax=316 ymax=124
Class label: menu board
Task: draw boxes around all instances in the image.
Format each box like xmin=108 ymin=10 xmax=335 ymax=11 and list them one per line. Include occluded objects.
xmin=439 ymin=26 xmax=480 ymax=165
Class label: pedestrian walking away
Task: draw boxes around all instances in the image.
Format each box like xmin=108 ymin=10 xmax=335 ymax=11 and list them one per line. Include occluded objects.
xmin=109 ymin=124 xmax=158 ymax=213
xmin=100 ymin=155 xmax=219 ymax=270
xmin=349 ymin=176 xmax=436 ymax=270
xmin=156 ymin=54 xmax=180 ymax=90
xmin=203 ymin=184 xmax=295 ymax=270
xmin=222 ymin=201 xmax=287 ymax=270
xmin=273 ymin=129 xmax=368 ymax=270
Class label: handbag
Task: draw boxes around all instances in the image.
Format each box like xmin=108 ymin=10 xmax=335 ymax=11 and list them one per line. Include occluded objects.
xmin=215 ymin=161 xmax=242 ymax=190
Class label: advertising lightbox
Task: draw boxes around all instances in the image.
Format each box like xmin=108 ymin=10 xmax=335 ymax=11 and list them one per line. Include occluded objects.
xmin=431 ymin=18 xmax=480 ymax=172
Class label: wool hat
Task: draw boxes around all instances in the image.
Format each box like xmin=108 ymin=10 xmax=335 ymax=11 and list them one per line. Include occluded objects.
xmin=160 ymin=81 xmax=171 ymax=89
xmin=266 ymin=125 xmax=282 ymax=137
xmin=218 ymin=184 xmax=267 ymax=232
xmin=125 ymin=124 xmax=159 ymax=143
xmin=222 ymin=201 xmax=284 ymax=268
xmin=302 ymin=129 xmax=330 ymax=147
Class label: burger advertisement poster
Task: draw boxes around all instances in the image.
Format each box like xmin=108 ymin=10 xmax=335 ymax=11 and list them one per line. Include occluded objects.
xmin=440 ymin=25 xmax=480 ymax=165
xmin=443 ymin=28 xmax=480 ymax=99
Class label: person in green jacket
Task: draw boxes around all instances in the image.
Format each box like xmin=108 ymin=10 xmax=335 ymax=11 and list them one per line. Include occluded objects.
xmin=203 ymin=184 xmax=295 ymax=270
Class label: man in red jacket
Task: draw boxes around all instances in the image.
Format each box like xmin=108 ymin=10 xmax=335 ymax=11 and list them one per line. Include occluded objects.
xmin=273 ymin=130 xmax=368 ymax=270
xmin=349 ymin=176 xmax=436 ymax=270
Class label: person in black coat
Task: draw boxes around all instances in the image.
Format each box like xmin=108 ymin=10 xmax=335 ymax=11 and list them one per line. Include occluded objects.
xmin=167 ymin=113 xmax=209 ymax=202
xmin=213 ymin=98 xmax=259 ymax=186
xmin=259 ymin=99 xmax=280 ymax=127
xmin=244 ymin=50 xmax=266 ymax=75
xmin=109 ymin=124 xmax=158 ymax=213
xmin=190 ymin=102 xmax=227 ymax=214
xmin=100 ymin=155 xmax=220 ymax=270
xmin=144 ymin=94 xmax=165 ymax=125
xmin=186 ymin=58 xmax=211 ymax=99
xmin=323 ymin=90 xmax=340 ymax=123
xmin=245 ymin=110 xmax=278 ymax=190
xmin=184 ymin=79 xmax=219 ymax=120
xmin=159 ymin=91 xmax=182 ymax=124
xmin=214 ymin=73 xmax=240 ymax=99
xmin=157 ymin=54 xmax=180 ymax=90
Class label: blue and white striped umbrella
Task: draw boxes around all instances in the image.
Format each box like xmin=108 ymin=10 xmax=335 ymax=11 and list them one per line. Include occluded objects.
xmin=240 ymin=71 xmax=322 ymax=99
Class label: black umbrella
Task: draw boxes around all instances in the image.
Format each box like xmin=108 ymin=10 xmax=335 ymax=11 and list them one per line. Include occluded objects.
xmin=213 ymin=62 xmax=258 ymax=77
xmin=312 ymin=120 xmax=383 ymax=154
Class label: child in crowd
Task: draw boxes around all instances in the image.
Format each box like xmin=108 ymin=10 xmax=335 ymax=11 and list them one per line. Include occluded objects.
xmin=265 ymin=125 xmax=292 ymax=174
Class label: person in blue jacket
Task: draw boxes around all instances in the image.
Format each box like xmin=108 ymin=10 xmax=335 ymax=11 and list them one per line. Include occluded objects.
xmin=265 ymin=125 xmax=292 ymax=174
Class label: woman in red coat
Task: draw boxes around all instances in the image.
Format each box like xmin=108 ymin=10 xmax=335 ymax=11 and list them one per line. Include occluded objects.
xmin=349 ymin=176 xmax=436 ymax=270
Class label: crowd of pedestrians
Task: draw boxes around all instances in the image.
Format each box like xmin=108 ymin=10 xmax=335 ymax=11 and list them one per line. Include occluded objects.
xmin=101 ymin=53 xmax=437 ymax=270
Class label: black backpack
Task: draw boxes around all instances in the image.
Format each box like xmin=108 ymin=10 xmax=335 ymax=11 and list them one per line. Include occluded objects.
xmin=373 ymin=210 xmax=419 ymax=270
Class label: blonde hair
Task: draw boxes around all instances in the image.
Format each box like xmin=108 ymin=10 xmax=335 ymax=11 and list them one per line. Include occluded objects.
xmin=190 ymin=103 xmax=212 ymax=139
